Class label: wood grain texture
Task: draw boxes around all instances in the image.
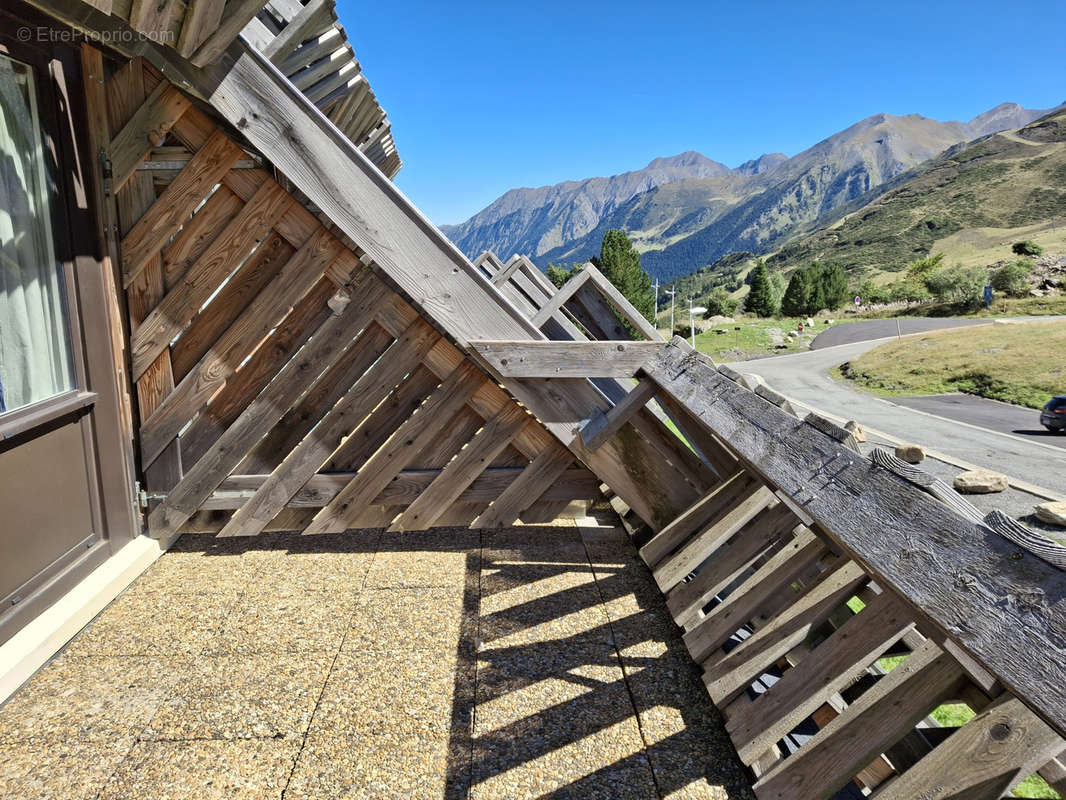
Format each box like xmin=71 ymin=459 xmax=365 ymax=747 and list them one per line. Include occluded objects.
xmin=530 ymin=268 xmax=590 ymax=328
xmin=652 ymin=483 xmax=775 ymax=592
xmin=666 ymin=502 xmax=798 ymax=629
xmin=727 ymin=591 xmax=915 ymax=766
xmin=752 ymin=641 xmax=965 ymax=800
xmin=875 ymin=694 xmax=1064 ymax=800
xmin=390 ymin=404 xmax=531 ymax=531
xmin=580 ymin=378 xmax=658 ymax=451
xmin=468 ymin=340 xmax=662 ymax=378
xmin=472 ymin=446 xmax=574 ymax=528
xmin=108 ymin=81 xmax=190 ymax=192
xmin=640 ymin=470 xmax=752 ymax=568
xmin=120 ymin=129 xmax=242 ymax=288
xmin=131 ymin=178 xmax=292 ymax=379
xmin=207 ymin=467 xmax=600 ymax=509
xmin=217 ymin=319 xmax=439 ymax=537
xmin=138 ymin=228 xmax=342 ymax=467
xmin=682 ymin=529 xmax=828 ymax=665
xmin=146 ymin=279 xmax=380 ymax=543
xmin=176 ymin=279 xmax=334 ymax=467
xmin=702 ymin=559 xmax=868 ymax=702
xmin=646 ymin=338 xmax=1066 ymax=736
xmin=303 ymin=362 xmax=486 ymax=534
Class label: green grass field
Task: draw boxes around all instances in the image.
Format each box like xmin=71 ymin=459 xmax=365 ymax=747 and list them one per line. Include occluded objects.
xmin=672 ymin=316 xmax=849 ymax=360
xmin=837 ymin=319 xmax=1066 ymax=408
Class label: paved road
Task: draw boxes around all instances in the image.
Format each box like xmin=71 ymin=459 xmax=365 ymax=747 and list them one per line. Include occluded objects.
xmin=730 ymin=339 xmax=1066 ymax=494
xmin=811 ymin=318 xmax=998 ymax=349
xmin=894 ymin=394 xmax=1066 ymax=451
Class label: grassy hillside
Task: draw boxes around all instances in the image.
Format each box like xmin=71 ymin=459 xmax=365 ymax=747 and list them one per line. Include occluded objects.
xmin=838 ymin=319 xmax=1066 ymax=408
xmin=768 ymin=110 xmax=1066 ymax=279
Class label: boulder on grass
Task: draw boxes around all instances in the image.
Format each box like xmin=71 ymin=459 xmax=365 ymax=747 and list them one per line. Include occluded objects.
xmin=895 ymin=443 xmax=925 ymax=464
xmin=953 ymin=469 xmax=1008 ymax=494
xmin=844 ymin=420 xmax=866 ymax=443
xmin=1036 ymin=501 xmax=1066 ymax=528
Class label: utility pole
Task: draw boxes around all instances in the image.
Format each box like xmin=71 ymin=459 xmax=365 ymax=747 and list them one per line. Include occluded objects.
xmin=665 ymin=289 xmax=676 ymax=333
xmin=689 ymin=296 xmax=695 ymax=348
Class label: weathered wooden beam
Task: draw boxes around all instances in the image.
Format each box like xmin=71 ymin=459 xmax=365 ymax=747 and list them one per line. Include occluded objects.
xmin=120 ymin=129 xmax=243 ymax=288
xmin=390 ymin=404 xmax=531 ymax=532
xmin=176 ymin=0 xmax=226 ymax=57
xmin=108 ymin=82 xmax=191 ymax=192
xmin=646 ymin=338 xmax=1066 ymax=736
xmin=190 ymin=0 xmax=269 ymax=67
xmin=652 ymin=481 xmax=775 ymax=593
xmin=216 ymin=319 xmax=439 ymax=537
xmin=702 ymin=559 xmax=869 ymax=703
xmin=582 ymin=262 xmax=660 ymax=341
xmin=876 ymin=694 xmax=1064 ymax=800
xmin=302 ymin=362 xmax=486 ymax=535
xmin=683 ymin=528 xmax=828 ymax=665
xmin=579 ymin=378 xmax=658 ymax=451
xmin=146 ymin=278 xmax=381 ymax=544
xmin=205 ymin=467 xmax=600 ymax=509
xmin=752 ymin=640 xmax=966 ymax=800
xmin=530 ymin=269 xmax=590 ymax=328
xmin=468 ymin=340 xmax=662 ymax=378
xmin=138 ymin=228 xmax=343 ymax=467
xmin=130 ymin=179 xmax=293 ymax=380
xmin=473 ymin=447 xmax=573 ymax=528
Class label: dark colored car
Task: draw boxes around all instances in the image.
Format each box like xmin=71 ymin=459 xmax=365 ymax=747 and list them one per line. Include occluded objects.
xmin=1042 ymin=396 xmax=1066 ymax=432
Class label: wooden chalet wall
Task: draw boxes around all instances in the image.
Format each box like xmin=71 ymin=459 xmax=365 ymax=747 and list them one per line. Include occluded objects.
xmin=98 ymin=59 xmax=600 ymax=544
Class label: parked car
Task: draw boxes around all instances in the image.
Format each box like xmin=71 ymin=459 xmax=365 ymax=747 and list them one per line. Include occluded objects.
xmin=1042 ymin=396 xmax=1066 ymax=432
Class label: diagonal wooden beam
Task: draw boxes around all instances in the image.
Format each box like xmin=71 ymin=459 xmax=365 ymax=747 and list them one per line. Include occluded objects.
xmin=726 ymin=590 xmax=914 ymax=765
xmin=468 ymin=340 xmax=663 ymax=378
xmin=646 ymin=337 xmax=1066 ymax=736
xmin=579 ymin=378 xmax=658 ymax=451
xmin=130 ymin=179 xmax=293 ymax=380
xmin=146 ymin=278 xmax=381 ymax=543
xmin=138 ymin=228 xmax=344 ymax=467
xmin=472 ymin=446 xmax=574 ymax=529
xmin=682 ymin=528 xmax=828 ymax=666
xmin=752 ymin=640 xmax=965 ymax=800
xmin=581 ymin=262 xmax=660 ymax=341
xmin=216 ymin=319 xmax=440 ymax=537
xmin=108 ymin=82 xmax=191 ymax=192
xmin=389 ymin=404 xmax=531 ymax=532
xmin=530 ymin=269 xmax=590 ymax=328
xmin=302 ymin=361 xmax=486 ymax=535
xmin=874 ymin=694 xmax=1064 ymax=800
xmin=120 ymin=129 xmax=243 ymax=288
xmin=177 ymin=0 xmax=227 ymax=57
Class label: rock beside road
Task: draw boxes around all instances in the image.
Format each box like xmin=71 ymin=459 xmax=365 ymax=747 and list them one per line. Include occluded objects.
xmin=953 ymin=469 xmax=1008 ymax=494
xmin=895 ymin=443 xmax=926 ymax=464
xmin=844 ymin=420 xmax=866 ymax=443
xmin=1035 ymin=501 xmax=1066 ymax=528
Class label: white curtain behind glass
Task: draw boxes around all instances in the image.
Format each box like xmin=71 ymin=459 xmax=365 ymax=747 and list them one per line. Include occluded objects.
xmin=0 ymin=54 xmax=74 ymax=413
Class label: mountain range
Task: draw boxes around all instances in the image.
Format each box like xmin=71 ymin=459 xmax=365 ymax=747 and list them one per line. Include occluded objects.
xmin=441 ymin=102 xmax=1064 ymax=282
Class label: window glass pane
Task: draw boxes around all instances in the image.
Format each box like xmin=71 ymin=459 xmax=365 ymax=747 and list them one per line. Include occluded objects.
xmin=0 ymin=53 xmax=74 ymax=414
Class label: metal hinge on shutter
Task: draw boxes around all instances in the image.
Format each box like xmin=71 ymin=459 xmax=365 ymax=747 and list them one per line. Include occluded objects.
xmin=99 ymin=147 xmax=113 ymax=196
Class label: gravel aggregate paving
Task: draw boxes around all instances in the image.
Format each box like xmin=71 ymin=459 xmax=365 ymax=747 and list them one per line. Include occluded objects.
xmin=0 ymin=521 xmax=754 ymax=799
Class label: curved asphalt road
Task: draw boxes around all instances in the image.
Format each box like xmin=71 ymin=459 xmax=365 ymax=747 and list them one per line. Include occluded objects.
xmin=729 ymin=337 xmax=1066 ymax=495
xmin=811 ymin=318 xmax=1002 ymax=349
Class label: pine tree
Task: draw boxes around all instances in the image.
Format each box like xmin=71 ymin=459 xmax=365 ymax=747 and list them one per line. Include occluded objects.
xmin=745 ymin=260 xmax=777 ymax=317
xmin=591 ymin=230 xmax=655 ymax=323
xmin=780 ymin=270 xmax=812 ymax=317
xmin=816 ymin=264 xmax=849 ymax=310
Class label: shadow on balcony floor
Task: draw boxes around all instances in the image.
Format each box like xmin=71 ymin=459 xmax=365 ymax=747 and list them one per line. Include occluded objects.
xmin=0 ymin=519 xmax=754 ymax=799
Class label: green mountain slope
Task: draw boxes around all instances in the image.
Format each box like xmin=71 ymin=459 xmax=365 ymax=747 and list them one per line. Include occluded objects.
xmin=766 ymin=109 xmax=1066 ymax=280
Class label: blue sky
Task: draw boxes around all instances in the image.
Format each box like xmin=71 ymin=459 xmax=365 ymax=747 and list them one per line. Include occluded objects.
xmin=341 ymin=0 xmax=1065 ymax=225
